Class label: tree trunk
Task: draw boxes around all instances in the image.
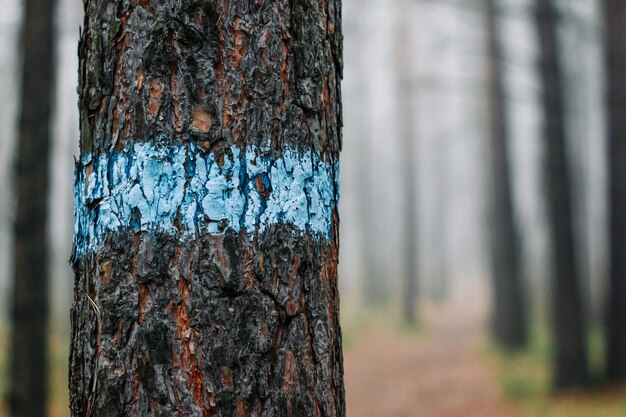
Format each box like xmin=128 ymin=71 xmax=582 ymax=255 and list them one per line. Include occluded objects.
xmin=432 ymin=139 xmax=449 ymax=303
xmin=395 ymin=0 xmax=419 ymax=325
xmin=483 ymin=0 xmax=527 ymax=349
xmin=603 ymin=0 xmax=626 ymax=383
xmin=534 ymin=0 xmax=588 ymax=389
xmin=70 ymin=2 xmax=345 ymax=416
xmin=354 ymin=1 xmax=385 ymax=308
xmin=10 ymin=0 xmax=56 ymax=416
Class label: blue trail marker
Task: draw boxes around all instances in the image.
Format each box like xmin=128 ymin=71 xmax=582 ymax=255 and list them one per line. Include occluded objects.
xmin=73 ymin=141 xmax=339 ymax=257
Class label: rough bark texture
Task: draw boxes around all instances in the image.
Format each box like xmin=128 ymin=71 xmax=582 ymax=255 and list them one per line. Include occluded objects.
xmin=484 ymin=0 xmax=527 ymax=349
xmin=535 ymin=0 xmax=588 ymax=389
xmin=394 ymin=0 xmax=419 ymax=325
xmin=604 ymin=0 xmax=626 ymax=383
xmin=10 ymin=0 xmax=56 ymax=416
xmin=70 ymin=1 xmax=344 ymax=417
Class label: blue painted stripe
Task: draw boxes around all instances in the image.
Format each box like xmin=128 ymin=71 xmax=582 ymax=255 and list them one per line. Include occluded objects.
xmin=73 ymin=141 xmax=339 ymax=257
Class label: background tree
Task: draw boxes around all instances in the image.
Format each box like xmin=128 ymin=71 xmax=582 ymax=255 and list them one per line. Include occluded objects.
xmin=69 ymin=1 xmax=345 ymax=416
xmin=483 ymin=0 xmax=528 ymax=349
xmin=431 ymin=138 xmax=449 ymax=303
xmin=395 ymin=0 xmax=419 ymax=325
xmin=604 ymin=0 xmax=626 ymax=383
xmin=535 ymin=0 xmax=588 ymax=389
xmin=354 ymin=0 xmax=386 ymax=308
xmin=9 ymin=0 xmax=56 ymax=416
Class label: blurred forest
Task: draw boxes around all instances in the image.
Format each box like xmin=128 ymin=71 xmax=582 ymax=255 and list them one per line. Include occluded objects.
xmin=1 ymin=0 xmax=625 ymax=416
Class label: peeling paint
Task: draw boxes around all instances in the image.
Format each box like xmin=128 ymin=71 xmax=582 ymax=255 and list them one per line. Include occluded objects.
xmin=73 ymin=140 xmax=339 ymax=257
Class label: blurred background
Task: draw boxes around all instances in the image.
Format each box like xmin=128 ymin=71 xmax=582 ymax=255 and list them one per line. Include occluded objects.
xmin=0 ymin=0 xmax=622 ymax=416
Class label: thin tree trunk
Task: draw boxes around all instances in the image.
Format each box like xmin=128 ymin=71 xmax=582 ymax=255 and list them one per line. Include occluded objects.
xmin=483 ymin=0 xmax=527 ymax=349
xmin=603 ymin=0 xmax=626 ymax=383
xmin=10 ymin=0 xmax=56 ymax=416
xmin=395 ymin=0 xmax=419 ymax=325
xmin=432 ymin=140 xmax=449 ymax=303
xmin=70 ymin=2 xmax=345 ymax=416
xmin=535 ymin=0 xmax=588 ymax=389
xmin=354 ymin=1 xmax=384 ymax=307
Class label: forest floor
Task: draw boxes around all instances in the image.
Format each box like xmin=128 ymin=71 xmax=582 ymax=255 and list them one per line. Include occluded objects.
xmin=343 ymin=285 xmax=524 ymax=417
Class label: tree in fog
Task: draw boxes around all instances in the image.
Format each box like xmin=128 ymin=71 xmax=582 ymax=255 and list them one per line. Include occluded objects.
xmin=535 ymin=0 xmax=588 ymax=389
xmin=483 ymin=0 xmax=527 ymax=348
xmin=603 ymin=0 xmax=626 ymax=383
xmin=432 ymin=141 xmax=449 ymax=302
xmin=70 ymin=1 xmax=345 ymax=416
xmin=9 ymin=0 xmax=56 ymax=415
xmin=354 ymin=1 xmax=386 ymax=307
xmin=395 ymin=0 xmax=419 ymax=324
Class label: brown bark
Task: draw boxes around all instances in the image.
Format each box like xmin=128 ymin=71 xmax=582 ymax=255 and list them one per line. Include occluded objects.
xmin=603 ymin=0 xmax=626 ymax=383
xmin=10 ymin=0 xmax=56 ymax=416
xmin=483 ymin=0 xmax=527 ymax=349
xmin=535 ymin=0 xmax=588 ymax=389
xmin=70 ymin=1 xmax=344 ymax=416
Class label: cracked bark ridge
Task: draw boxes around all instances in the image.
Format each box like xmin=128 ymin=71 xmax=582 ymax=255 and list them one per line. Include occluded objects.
xmin=78 ymin=0 xmax=342 ymax=158
xmin=72 ymin=0 xmax=344 ymax=416
xmin=70 ymin=226 xmax=343 ymax=417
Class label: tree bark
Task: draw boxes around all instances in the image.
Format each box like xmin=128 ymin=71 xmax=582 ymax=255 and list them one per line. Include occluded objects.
xmin=395 ymin=0 xmax=419 ymax=325
xmin=483 ymin=0 xmax=527 ymax=349
xmin=534 ymin=0 xmax=588 ymax=389
xmin=10 ymin=0 xmax=56 ymax=416
xmin=603 ymin=0 xmax=626 ymax=383
xmin=70 ymin=1 xmax=345 ymax=416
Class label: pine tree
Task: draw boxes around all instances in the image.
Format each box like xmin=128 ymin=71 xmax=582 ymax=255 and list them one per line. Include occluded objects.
xmin=603 ymin=0 xmax=626 ymax=383
xmin=10 ymin=0 xmax=56 ymax=415
xmin=69 ymin=1 xmax=345 ymax=415
xmin=484 ymin=0 xmax=527 ymax=349
xmin=535 ymin=0 xmax=588 ymax=389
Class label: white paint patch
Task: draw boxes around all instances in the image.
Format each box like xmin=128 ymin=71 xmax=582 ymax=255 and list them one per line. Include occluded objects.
xmin=73 ymin=141 xmax=339 ymax=257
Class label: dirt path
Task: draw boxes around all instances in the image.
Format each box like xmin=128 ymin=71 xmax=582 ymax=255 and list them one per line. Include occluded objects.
xmin=343 ymin=287 xmax=524 ymax=417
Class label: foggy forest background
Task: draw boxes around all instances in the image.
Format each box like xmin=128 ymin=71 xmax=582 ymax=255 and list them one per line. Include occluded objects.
xmin=0 ymin=0 xmax=618 ymax=416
